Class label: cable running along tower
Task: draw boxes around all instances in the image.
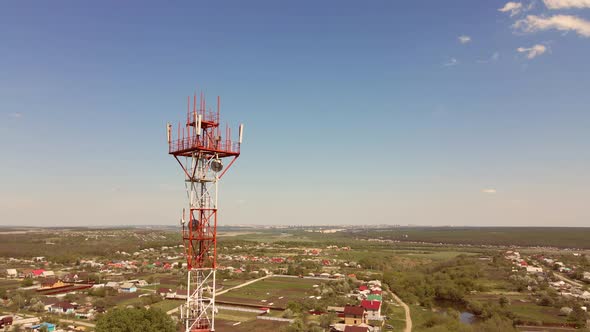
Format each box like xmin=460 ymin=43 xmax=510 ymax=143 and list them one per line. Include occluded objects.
xmin=167 ymin=90 xmax=242 ymax=332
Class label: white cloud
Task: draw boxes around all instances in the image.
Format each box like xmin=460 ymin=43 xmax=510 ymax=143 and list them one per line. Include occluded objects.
xmin=499 ymin=2 xmax=524 ymax=16
xmin=481 ymin=189 xmax=498 ymax=194
xmin=443 ymin=58 xmax=458 ymax=66
xmin=514 ymin=15 xmax=590 ymax=37
xmin=517 ymin=44 xmax=548 ymax=58
xmin=543 ymin=0 xmax=590 ymax=9
xmin=458 ymin=35 xmax=472 ymax=44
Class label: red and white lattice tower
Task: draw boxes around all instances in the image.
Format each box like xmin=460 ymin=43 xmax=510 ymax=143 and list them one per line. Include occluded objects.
xmin=167 ymin=90 xmax=242 ymax=332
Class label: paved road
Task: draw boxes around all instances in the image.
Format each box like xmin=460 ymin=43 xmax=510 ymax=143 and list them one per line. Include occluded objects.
xmin=389 ymin=291 xmax=412 ymax=332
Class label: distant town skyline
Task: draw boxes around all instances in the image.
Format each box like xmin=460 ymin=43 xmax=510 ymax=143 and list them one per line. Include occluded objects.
xmin=1 ymin=1 xmax=589 ymax=227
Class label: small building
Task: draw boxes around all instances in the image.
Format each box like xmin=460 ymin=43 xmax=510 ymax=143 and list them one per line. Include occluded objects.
xmin=75 ymin=307 xmax=95 ymax=319
xmin=119 ymin=283 xmax=137 ymax=293
xmin=367 ymin=280 xmax=381 ymax=287
xmin=134 ymin=280 xmax=148 ymax=287
xmin=49 ymin=302 xmax=76 ymax=315
xmin=41 ymin=298 xmax=59 ymax=311
xmin=41 ymin=271 xmax=55 ymax=278
xmin=526 ymin=266 xmax=543 ymax=274
xmin=19 ymin=269 xmax=34 ymax=278
xmin=41 ymin=279 xmax=67 ymax=289
xmin=157 ymin=287 xmax=172 ymax=297
xmin=6 ymin=269 xmax=17 ymax=278
xmin=343 ymin=305 xmax=367 ymax=326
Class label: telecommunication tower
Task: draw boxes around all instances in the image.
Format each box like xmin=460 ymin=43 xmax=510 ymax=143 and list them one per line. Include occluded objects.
xmin=167 ymin=90 xmax=242 ymax=332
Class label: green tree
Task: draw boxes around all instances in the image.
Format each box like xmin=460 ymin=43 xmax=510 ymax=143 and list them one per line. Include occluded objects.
xmin=95 ymin=307 xmax=176 ymax=332
xmin=282 ymin=309 xmax=294 ymax=318
xmin=568 ymin=306 xmax=588 ymax=328
xmin=20 ymin=278 xmax=33 ymax=287
xmin=499 ymin=296 xmax=509 ymax=307
xmin=64 ymin=293 xmax=77 ymax=302
xmin=0 ymin=288 xmax=6 ymax=299
xmin=539 ymin=295 xmax=554 ymax=306
xmin=476 ymin=315 xmax=517 ymax=332
xmin=282 ymin=318 xmax=306 ymax=332
xmin=319 ymin=312 xmax=336 ymax=328
xmin=30 ymin=300 xmax=46 ymax=312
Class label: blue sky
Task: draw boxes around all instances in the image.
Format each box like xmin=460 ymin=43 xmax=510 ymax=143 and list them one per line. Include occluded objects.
xmin=1 ymin=1 xmax=589 ymax=226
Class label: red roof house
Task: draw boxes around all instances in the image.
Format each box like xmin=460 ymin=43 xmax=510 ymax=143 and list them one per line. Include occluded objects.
xmin=360 ymin=300 xmax=381 ymax=319
xmin=32 ymin=269 xmax=45 ymax=277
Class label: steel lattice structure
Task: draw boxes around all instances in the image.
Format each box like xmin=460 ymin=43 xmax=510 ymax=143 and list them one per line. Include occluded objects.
xmin=168 ymin=91 xmax=242 ymax=332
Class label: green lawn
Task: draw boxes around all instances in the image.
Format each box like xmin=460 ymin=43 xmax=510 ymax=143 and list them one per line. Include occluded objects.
xmin=508 ymin=302 xmax=569 ymax=324
xmin=150 ymin=299 xmax=181 ymax=313
xmin=217 ymin=277 xmax=325 ymax=307
xmin=465 ymin=293 xmax=569 ymax=325
xmin=216 ymin=310 xmax=259 ymax=322
xmin=385 ymin=304 xmax=407 ymax=331
xmin=0 ymin=279 xmax=20 ymax=288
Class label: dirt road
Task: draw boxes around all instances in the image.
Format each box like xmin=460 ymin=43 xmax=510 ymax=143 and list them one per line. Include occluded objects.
xmin=389 ymin=291 xmax=412 ymax=332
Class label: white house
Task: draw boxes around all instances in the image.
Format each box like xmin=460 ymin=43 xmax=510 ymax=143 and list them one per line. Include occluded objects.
xmin=134 ymin=280 xmax=148 ymax=287
xmin=41 ymin=271 xmax=55 ymax=278
xmin=6 ymin=269 xmax=17 ymax=278
xmin=49 ymin=302 xmax=75 ymax=315
xmin=361 ymin=300 xmax=382 ymax=320
xmin=119 ymin=283 xmax=137 ymax=293
xmin=526 ymin=266 xmax=543 ymax=274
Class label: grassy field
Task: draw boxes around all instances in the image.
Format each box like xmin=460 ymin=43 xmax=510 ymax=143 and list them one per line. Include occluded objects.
xmin=217 ymin=276 xmax=324 ymax=308
xmin=220 ymin=231 xmax=306 ymax=243
xmin=509 ymin=302 xmax=568 ymax=324
xmin=215 ymin=317 xmax=288 ymax=332
xmin=150 ymin=299 xmax=181 ymax=313
xmin=386 ymin=304 xmax=407 ymax=331
xmin=216 ymin=310 xmax=260 ymax=322
xmin=0 ymin=279 xmax=20 ymax=288
xmin=360 ymin=227 xmax=590 ymax=249
xmin=466 ymin=293 xmax=569 ymax=325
